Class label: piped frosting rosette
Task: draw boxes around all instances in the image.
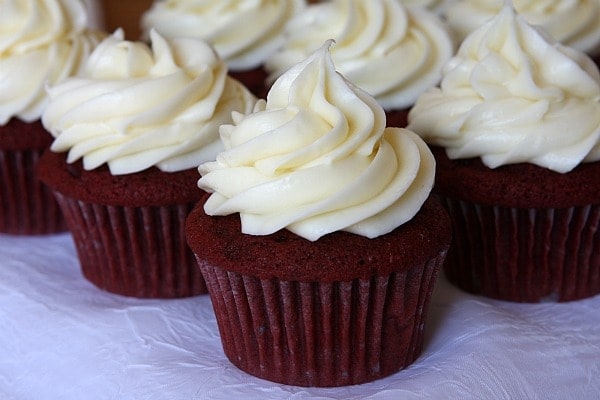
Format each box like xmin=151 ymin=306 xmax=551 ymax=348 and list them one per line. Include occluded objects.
xmin=198 ymin=41 xmax=435 ymax=241
xmin=445 ymin=0 xmax=600 ymax=56
xmin=0 ymin=0 xmax=105 ymax=123
xmin=408 ymin=3 xmax=600 ymax=173
xmin=265 ymin=0 xmax=454 ymax=110
xmin=42 ymin=29 xmax=257 ymax=175
xmin=141 ymin=0 xmax=306 ymax=71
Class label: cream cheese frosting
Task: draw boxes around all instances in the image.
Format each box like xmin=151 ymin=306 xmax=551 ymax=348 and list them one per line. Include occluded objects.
xmin=407 ymin=3 xmax=600 ymax=173
xmin=445 ymin=0 xmax=600 ymax=56
xmin=140 ymin=0 xmax=305 ymax=71
xmin=0 ymin=0 xmax=104 ymax=124
xmin=198 ymin=41 xmax=435 ymax=241
xmin=400 ymin=0 xmax=449 ymax=16
xmin=42 ymin=29 xmax=257 ymax=175
xmin=264 ymin=0 xmax=454 ymax=110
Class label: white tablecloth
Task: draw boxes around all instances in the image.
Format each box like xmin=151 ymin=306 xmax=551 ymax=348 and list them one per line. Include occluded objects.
xmin=1 ymin=233 xmax=599 ymax=400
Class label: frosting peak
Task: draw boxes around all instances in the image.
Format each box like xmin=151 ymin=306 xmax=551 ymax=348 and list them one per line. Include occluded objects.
xmin=445 ymin=0 xmax=600 ymax=56
xmin=408 ymin=3 xmax=600 ymax=173
xmin=199 ymin=41 xmax=435 ymax=241
xmin=42 ymin=30 xmax=257 ymax=175
xmin=141 ymin=0 xmax=305 ymax=71
xmin=265 ymin=0 xmax=454 ymax=110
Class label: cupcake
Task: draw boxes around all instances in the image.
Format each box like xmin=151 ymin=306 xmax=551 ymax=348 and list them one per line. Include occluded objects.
xmin=444 ymin=0 xmax=600 ymax=65
xmin=264 ymin=0 xmax=454 ymax=128
xmin=0 ymin=0 xmax=105 ymax=235
xmin=38 ymin=29 xmax=257 ymax=298
xmin=407 ymin=3 xmax=600 ymax=302
xmin=140 ymin=0 xmax=306 ymax=98
xmin=186 ymin=41 xmax=451 ymax=386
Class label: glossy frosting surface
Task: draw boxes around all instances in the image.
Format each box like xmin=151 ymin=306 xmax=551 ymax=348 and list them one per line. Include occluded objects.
xmin=0 ymin=0 xmax=104 ymax=124
xmin=199 ymin=41 xmax=435 ymax=240
xmin=446 ymin=0 xmax=600 ymax=56
xmin=265 ymin=0 xmax=454 ymax=110
xmin=141 ymin=0 xmax=305 ymax=71
xmin=408 ymin=4 xmax=600 ymax=173
xmin=42 ymin=30 xmax=257 ymax=174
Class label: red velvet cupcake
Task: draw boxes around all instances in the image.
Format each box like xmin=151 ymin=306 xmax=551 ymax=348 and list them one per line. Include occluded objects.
xmin=408 ymin=4 xmax=600 ymax=302
xmin=0 ymin=0 xmax=104 ymax=234
xmin=39 ymin=30 xmax=256 ymax=298
xmin=186 ymin=42 xmax=451 ymax=386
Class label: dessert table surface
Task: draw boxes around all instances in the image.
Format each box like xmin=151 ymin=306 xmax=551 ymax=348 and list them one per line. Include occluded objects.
xmin=1 ymin=232 xmax=599 ymax=400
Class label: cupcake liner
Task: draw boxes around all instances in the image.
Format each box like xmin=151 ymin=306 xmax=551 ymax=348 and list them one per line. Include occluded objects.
xmin=441 ymin=197 xmax=600 ymax=302
xmin=0 ymin=147 xmax=66 ymax=234
xmin=54 ymin=192 xmax=206 ymax=298
xmin=198 ymin=252 xmax=445 ymax=387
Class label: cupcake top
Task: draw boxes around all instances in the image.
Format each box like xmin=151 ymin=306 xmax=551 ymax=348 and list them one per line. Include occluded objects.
xmin=198 ymin=41 xmax=435 ymax=241
xmin=42 ymin=29 xmax=257 ymax=175
xmin=140 ymin=0 xmax=306 ymax=72
xmin=445 ymin=0 xmax=600 ymax=57
xmin=264 ymin=0 xmax=454 ymax=111
xmin=407 ymin=3 xmax=600 ymax=173
xmin=0 ymin=0 xmax=105 ymax=124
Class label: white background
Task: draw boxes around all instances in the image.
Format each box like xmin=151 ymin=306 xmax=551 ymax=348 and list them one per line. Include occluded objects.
xmin=1 ymin=233 xmax=599 ymax=400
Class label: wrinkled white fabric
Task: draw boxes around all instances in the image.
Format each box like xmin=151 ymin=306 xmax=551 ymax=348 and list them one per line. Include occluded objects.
xmin=140 ymin=0 xmax=306 ymax=71
xmin=199 ymin=41 xmax=435 ymax=241
xmin=2 ymin=232 xmax=600 ymax=399
xmin=408 ymin=3 xmax=600 ymax=173
xmin=42 ymin=30 xmax=257 ymax=175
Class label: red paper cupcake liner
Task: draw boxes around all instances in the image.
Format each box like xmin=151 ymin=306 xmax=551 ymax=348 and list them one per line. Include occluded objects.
xmin=198 ymin=252 xmax=445 ymax=387
xmin=0 ymin=147 xmax=67 ymax=235
xmin=441 ymin=197 xmax=600 ymax=302
xmin=54 ymin=192 xmax=207 ymax=298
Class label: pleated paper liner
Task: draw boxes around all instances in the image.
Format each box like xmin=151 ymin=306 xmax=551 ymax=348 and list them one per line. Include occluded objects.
xmin=54 ymin=193 xmax=206 ymax=298
xmin=441 ymin=198 xmax=600 ymax=302
xmin=200 ymin=252 xmax=445 ymax=387
xmin=0 ymin=120 xmax=67 ymax=235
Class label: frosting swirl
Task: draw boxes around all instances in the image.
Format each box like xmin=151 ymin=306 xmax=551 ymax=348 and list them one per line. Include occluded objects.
xmin=198 ymin=41 xmax=435 ymax=241
xmin=400 ymin=0 xmax=449 ymax=16
xmin=0 ymin=0 xmax=104 ymax=124
xmin=265 ymin=0 xmax=454 ymax=110
xmin=42 ymin=30 xmax=257 ymax=174
xmin=445 ymin=0 xmax=600 ymax=56
xmin=140 ymin=0 xmax=305 ymax=71
xmin=407 ymin=3 xmax=600 ymax=173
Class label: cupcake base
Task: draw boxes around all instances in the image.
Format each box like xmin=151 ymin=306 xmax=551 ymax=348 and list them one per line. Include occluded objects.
xmin=431 ymin=146 xmax=600 ymax=302
xmin=0 ymin=119 xmax=67 ymax=235
xmin=37 ymin=150 xmax=207 ymax=298
xmin=186 ymin=195 xmax=451 ymax=386
xmin=441 ymin=198 xmax=600 ymax=302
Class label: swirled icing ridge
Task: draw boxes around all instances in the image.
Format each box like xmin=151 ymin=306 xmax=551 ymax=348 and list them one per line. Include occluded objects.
xmin=199 ymin=41 xmax=435 ymax=241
